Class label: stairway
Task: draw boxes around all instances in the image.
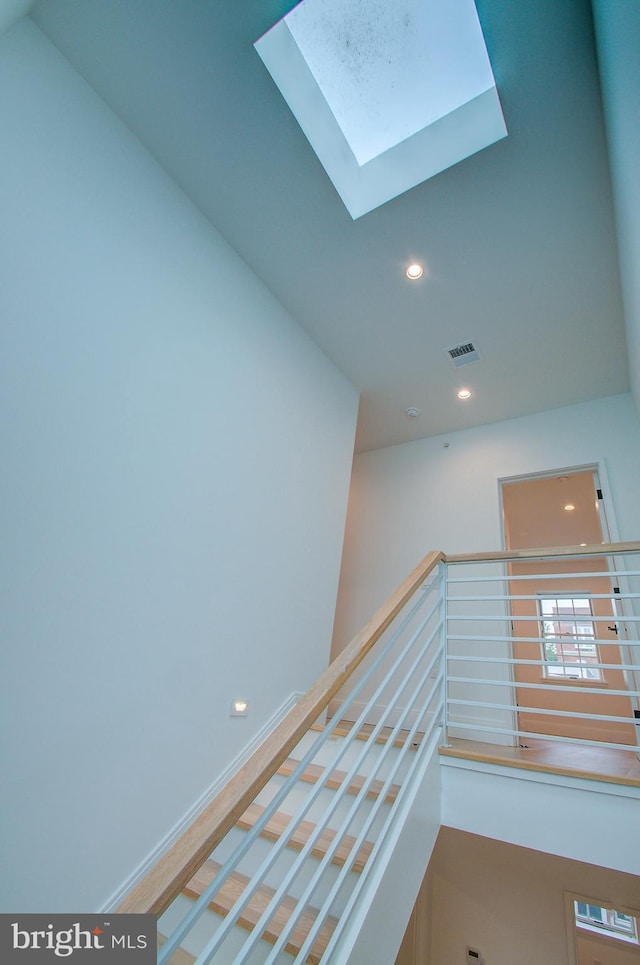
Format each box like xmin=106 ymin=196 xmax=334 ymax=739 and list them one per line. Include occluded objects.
xmin=157 ymin=719 xmax=416 ymax=964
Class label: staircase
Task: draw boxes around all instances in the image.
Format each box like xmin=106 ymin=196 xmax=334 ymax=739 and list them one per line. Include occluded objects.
xmin=116 ymin=542 xmax=640 ymax=962
xmin=114 ymin=551 xmax=444 ymax=964
xmin=157 ymin=718 xmax=434 ymax=964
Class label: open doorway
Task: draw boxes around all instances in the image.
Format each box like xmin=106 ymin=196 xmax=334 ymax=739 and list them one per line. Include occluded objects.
xmin=500 ymin=467 xmax=637 ymax=746
xmin=502 ymin=467 xmax=610 ymax=551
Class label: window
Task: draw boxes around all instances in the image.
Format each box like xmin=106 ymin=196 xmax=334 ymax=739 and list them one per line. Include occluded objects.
xmin=539 ymin=596 xmax=601 ymax=680
xmin=574 ymin=901 xmax=639 ymax=943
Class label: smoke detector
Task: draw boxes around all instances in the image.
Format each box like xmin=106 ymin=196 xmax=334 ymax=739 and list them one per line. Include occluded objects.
xmin=445 ymin=341 xmax=480 ymax=367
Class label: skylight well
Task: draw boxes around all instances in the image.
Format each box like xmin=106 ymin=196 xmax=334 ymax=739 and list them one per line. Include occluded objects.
xmin=255 ymin=0 xmax=507 ymax=218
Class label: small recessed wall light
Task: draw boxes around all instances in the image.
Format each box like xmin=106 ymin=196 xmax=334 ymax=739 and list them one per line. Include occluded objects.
xmin=230 ymin=699 xmax=248 ymax=717
xmin=564 ymin=504 xmax=575 ymax=512
xmin=457 ymin=388 xmax=472 ymax=400
xmin=405 ymin=263 xmax=424 ymax=280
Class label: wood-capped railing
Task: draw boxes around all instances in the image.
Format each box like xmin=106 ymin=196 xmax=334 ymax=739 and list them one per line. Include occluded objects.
xmin=117 ymin=540 xmax=640 ymax=919
xmin=446 ymin=540 xmax=640 ymax=563
xmin=117 ymin=550 xmax=444 ymax=917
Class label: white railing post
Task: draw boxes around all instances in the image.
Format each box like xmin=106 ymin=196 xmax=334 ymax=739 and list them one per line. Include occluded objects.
xmin=442 ymin=558 xmax=452 ymax=748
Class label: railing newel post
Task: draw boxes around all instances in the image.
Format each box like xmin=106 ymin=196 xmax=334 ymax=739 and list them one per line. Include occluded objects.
xmin=441 ymin=558 xmax=451 ymax=748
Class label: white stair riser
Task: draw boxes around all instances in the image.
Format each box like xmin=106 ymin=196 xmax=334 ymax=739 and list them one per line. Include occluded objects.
xmin=253 ymin=773 xmax=390 ymax=841
xmin=162 ymin=725 xmax=434 ymax=963
xmin=211 ymin=825 xmax=359 ymax=911
xmin=291 ymin=731 xmax=416 ymax=783
xmin=159 ymin=894 xmax=282 ymax=965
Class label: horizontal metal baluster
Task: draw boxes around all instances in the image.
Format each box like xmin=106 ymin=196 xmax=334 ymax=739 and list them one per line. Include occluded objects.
xmin=448 ymin=697 xmax=637 ymax=726
xmin=448 ymin=634 xmax=640 ymax=646
xmin=447 ymin=567 xmax=640 ymax=582
xmin=450 ymin=592 xmax=640 ymax=602
xmin=448 ymin=613 xmax=640 ymax=622
xmin=448 ymin=654 xmax=640 ymax=672
xmin=447 ymin=675 xmax=640 ymax=699
xmin=446 ymin=720 xmax=637 ymax=752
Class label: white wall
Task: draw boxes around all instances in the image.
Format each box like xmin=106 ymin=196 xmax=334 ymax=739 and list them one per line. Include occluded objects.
xmin=592 ymin=2 xmax=640 ymax=424
xmin=333 ymin=394 xmax=640 ymax=653
xmin=441 ymin=759 xmax=640 ymax=878
xmin=0 ymin=19 xmax=358 ymax=912
xmin=421 ymin=827 xmax=640 ymax=965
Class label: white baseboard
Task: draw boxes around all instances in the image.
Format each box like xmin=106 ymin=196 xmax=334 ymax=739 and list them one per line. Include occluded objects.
xmin=100 ymin=691 xmax=303 ymax=913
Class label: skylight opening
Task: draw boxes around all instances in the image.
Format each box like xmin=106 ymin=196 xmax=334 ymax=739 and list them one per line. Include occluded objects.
xmin=284 ymin=0 xmax=497 ymax=166
xmin=255 ymin=0 xmax=507 ymax=218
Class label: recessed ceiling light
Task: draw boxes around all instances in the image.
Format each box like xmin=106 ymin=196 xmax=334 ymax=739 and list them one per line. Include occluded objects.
xmin=457 ymin=388 xmax=472 ymax=400
xmin=564 ymin=504 xmax=575 ymax=512
xmin=405 ymin=263 xmax=424 ymax=280
xmin=405 ymin=406 xmax=421 ymax=419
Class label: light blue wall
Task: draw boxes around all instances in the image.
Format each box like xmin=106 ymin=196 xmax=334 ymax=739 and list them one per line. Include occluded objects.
xmin=592 ymin=0 xmax=640 ymax=421
xmin=0 ymin=19 xmax=358 ymax=912
xmin=333 ymin=394 xmax=640 ymax=652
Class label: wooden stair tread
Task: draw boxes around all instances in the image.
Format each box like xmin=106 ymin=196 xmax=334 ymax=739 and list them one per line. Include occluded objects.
xmin=157 ymin=933 xmax=196 ymax=965
xmin=184 ymin=859 xmax=337 ymax=965
xmin=237 ymin=803 xmax=373 ymax=873
xmin=439 ymin=737 xmax=640 ymax=788
xmin=311 ymin=719 xmax=423 ymax=750
xmin=277 ymin=757 xmax=400 ymax=804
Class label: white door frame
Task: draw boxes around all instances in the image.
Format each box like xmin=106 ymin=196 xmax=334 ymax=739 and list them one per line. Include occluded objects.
xmin=498 ymin=461 xmax=640 ymax=746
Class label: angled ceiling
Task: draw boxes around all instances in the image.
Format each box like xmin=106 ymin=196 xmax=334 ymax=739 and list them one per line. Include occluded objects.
xmin=29 ymin=0 xmax=630 ymax=451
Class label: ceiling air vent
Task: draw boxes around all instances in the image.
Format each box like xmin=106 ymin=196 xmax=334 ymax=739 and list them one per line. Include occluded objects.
xmin=445 ymin=341 xmax=480 ymax=367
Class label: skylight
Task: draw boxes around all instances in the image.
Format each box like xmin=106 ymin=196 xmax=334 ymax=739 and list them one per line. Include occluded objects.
xmin=255 ymin=0 xmax=507 ymax=219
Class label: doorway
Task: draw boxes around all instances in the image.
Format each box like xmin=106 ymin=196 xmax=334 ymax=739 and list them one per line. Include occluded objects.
xmin=500 ymin=467 xmax=636 ymax=746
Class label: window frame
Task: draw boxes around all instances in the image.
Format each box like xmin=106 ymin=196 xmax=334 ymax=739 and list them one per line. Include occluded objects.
xmin=574 ymin=899 xmax=639 ymax=944
xmin=537 ymin=593 xmax=602 ymax=682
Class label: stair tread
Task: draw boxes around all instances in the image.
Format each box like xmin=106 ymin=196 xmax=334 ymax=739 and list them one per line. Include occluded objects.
xmin=311 ymin=719 xmax=423 ymax=750
xmin=278 ymin=757 xmax=400 ymax=804
xmin=157 ymin=933 xmax=196 ymax=965
xmin=238 ymin=803 xmax=373 ymax=873
xmin=184 ymin=859 xmax=337 ymax=965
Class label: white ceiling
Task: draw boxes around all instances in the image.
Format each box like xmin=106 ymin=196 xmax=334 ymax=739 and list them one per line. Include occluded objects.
xmin=29 ymin=0 xmax=630 ymax=452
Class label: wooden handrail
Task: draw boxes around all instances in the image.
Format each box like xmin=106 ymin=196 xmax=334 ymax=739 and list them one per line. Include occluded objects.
xmin=117 ymin=550 xmax=444 ymax=916
xmin=444 ymin=540 xmax=640 ymax=564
